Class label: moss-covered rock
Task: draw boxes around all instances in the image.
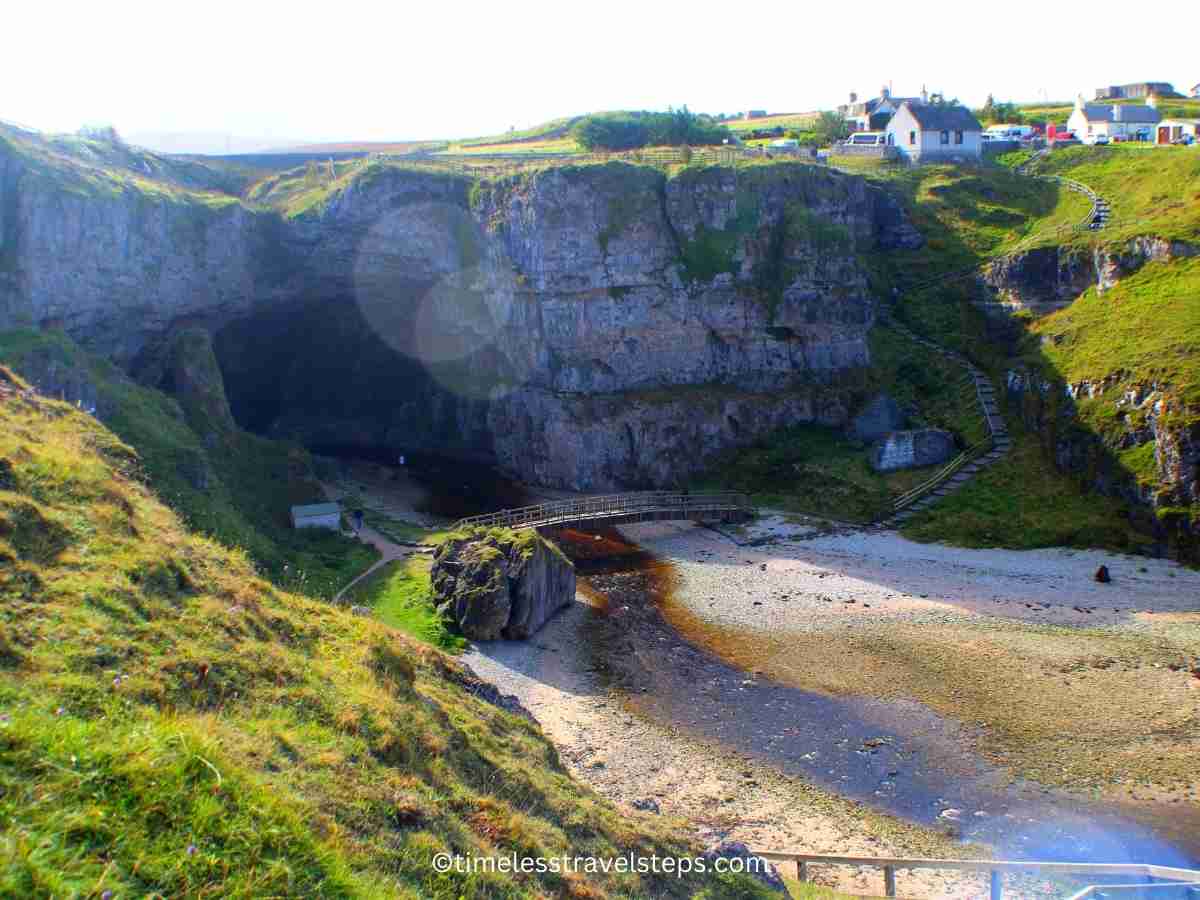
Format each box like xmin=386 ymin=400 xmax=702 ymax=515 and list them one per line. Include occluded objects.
xmin=432 ymin=527 xmax=575 ymax=640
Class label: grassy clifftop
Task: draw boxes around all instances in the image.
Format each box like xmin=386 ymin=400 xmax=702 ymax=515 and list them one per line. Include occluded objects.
xmin=0 ymin=364 xmax=776 ymax=899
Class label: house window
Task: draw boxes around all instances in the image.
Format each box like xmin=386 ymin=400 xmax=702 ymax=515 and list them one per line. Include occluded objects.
xmin=954 ymin=130 xmax=964 ymax=145
xmin=940 ymin=130 xmax=949 ymax=145
xmin=909 ymin=131 xmax=916 ymax=145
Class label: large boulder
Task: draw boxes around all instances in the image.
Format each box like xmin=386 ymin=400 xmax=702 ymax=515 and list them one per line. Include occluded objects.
xmin=870 ymin=428 xmax=956 ymax=472
xmin=851 ymin=392 xmax=907 ymax=442
xmin=432 ymin=529 xmax=575 ymax=640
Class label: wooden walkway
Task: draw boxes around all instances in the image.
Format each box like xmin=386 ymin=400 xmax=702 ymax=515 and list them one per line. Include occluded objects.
xmin=451 ymin=491 xmax=751 ymax=533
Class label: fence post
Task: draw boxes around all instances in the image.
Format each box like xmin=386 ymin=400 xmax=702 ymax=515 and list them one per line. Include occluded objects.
xmin=990 ymin=869 xmax=1002 ymax=900
xmin=796 ymin=860 xmax=807 ymax=883
xmin=884 ymin=865 xmax=896 ymax=897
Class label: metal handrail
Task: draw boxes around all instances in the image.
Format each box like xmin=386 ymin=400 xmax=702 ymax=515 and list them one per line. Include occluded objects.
xmin=451 ymin=491 xmax=751 ymax=532
xmin=754 ymin=851 xmax=1200 ymax=900
xmin=892 ymin=439 xmax=992 ymax=510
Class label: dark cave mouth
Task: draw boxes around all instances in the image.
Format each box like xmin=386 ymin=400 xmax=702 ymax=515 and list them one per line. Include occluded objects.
xmin=308 ymin=443 xmax=529 ymax=521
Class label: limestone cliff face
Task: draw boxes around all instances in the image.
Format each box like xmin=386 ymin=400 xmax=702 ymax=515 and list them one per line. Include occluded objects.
xmin=0 ymin=140 xmax=276 ymax=363
xmin=0 ymin=146 xmax=923 ymax=490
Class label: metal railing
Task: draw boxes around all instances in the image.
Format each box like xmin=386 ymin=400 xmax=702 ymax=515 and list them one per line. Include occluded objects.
xmin=891 ymin=439 xmax=993 ymax=511
xmin=450 ymin=491 xmax=751 ymax=532
xmin=755 ymin=851 xmax=1200 ymax=900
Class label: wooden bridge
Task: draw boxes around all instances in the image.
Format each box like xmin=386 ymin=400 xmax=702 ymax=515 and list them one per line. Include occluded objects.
xmin=451 ymin=491 xmax=752 ymax=533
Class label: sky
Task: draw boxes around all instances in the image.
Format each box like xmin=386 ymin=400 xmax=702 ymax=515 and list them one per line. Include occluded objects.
xmin=3 ymin=0 xmax=1195 ymax=150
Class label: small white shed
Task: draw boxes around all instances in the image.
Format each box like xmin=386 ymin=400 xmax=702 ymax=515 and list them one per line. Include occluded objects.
xmin=290 ymin=502 xmax=342 ymax=530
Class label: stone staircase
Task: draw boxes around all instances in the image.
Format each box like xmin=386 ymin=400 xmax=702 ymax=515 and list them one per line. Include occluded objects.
xmin=879 ymin=156 xmax=1111 ymax=526
xmin=879 ymin=315 xmax=1012 ymax=526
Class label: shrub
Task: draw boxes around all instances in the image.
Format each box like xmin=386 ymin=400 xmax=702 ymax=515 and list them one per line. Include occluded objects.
xmin=571 ymin=107 xmax=730 ymax=151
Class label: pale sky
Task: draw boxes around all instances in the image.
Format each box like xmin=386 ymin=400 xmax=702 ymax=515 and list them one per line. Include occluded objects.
xmin=4 ymin=0 xmax=1194 ymax=149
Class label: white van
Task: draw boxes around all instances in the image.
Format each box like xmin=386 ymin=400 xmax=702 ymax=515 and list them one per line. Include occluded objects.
xmin=846 ymin=132 xmax=887 ymax=146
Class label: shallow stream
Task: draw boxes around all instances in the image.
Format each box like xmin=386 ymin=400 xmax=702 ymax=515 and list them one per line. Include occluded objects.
xmin=557 ymin=528 xmax=1200 ymax=867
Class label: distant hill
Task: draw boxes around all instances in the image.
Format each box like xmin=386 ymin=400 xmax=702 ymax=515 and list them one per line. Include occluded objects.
xmin=127 ymin=131 xmax=310 ymax=156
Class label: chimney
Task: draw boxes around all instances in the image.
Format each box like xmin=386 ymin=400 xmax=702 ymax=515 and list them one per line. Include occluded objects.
xmin=880 ymin=84 xmax=890 ymax=99
xmin=849 ymin=91 xmax=858 ymax=104
xmin=920 ymin=84 xmax=928 ymax=104
xmin=1076 ymin=93 xmax=1087 ymax=109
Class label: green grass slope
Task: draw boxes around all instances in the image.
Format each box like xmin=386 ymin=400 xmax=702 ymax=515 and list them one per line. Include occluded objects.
xmin=0 ymin=364 xmax=777 ymax=899
xmin=694 ymin=326 xmax=991 ymax=523
xmin=344 ymin=556 xmax=466 ymax=653
xmin=0 ymin=330 xmax=376 ymax=599
xmin=887 ymin=150 xmax=1200 ymax=551
xmin=1031 ymin=257 xmax=1200 ymax=408
xmin=1024 ymin=145 xmax=1200 ymax=245
xmin=1 ymin=123 xmax=244 ymax=205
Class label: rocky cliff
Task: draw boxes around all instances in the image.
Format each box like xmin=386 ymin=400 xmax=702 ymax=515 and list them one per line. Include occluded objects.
xmin=1006 ymin=368 xmax=1198 ymax=553
xmin=0 ymin=129 xmax=924 ymax=490
xmin=976 ymin=236 xmax=1199 ymax=318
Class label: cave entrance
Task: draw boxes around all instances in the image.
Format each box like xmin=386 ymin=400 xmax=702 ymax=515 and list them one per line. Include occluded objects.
xmin=310 ymin=443 xmax=529 ymax=521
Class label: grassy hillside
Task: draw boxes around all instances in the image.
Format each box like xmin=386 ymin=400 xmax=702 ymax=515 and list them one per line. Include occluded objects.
xmin=0 ymin=123 xmax=244 ymax=204
xmin=1031 ymin=257 xmax=1200 ymax=408
xmin=693 ymin=326 xmax=991 ymax=523
xmin=823 ymin=148 xmax=1199 ymax=550
xmin=835 ymin=161 xmax=1092 ymax=362
xmin=0 ymin=330 xmax=376 ymax=600
xmin=723 ymin=113 xmax=819 ymax=134
xmin=1021 ymin=145 xmax=1200 ymax=244
xmin=344 ymin=555 xmax=466 ymax=653
xmin=0 ymin=363 xmax=781 ymax=898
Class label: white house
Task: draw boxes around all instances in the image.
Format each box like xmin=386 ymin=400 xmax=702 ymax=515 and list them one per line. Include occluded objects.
xmin=1155 ymin=119 xmax=1200 ymax=144
xmin=290 ymin=502 xmax=342 ymax=530
xmin=1067 ymin=94 xmax=1161 ymax=141
xmin=838 ymin=86 xmax=925 ymax=132
xmin=885 ymin=102 xmax=982 ymax=163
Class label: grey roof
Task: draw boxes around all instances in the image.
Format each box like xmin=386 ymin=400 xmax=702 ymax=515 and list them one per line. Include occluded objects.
xmin=899 ymin=102 xmax=982 ymax=132
xmin=291 ymin=502 xmax=341 ymax=517
xmin=1081 ymin=103 xmax=1161 ymax=124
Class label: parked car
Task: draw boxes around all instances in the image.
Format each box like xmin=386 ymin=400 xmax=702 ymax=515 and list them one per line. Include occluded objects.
xmin=844 ymin=131 xmax=888 ymax=146
xmin=1084 ymin=134 xmax=1109 ymax=146
xmin=1171 ymin=135 xmax=1195 ymax=146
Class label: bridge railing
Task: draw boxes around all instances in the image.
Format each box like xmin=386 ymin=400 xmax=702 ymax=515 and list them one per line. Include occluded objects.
xmin=451 ymin=491 xmax=751 ymax=532
xmin=754 ymin=851 xmax=1200 ymax=900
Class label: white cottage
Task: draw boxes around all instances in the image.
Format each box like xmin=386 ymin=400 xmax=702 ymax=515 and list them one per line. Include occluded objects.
xmin=885 ymin=102 xmax=982 ymax=163
xmin=1066 ymin=94 xmax=1160 ymax=141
